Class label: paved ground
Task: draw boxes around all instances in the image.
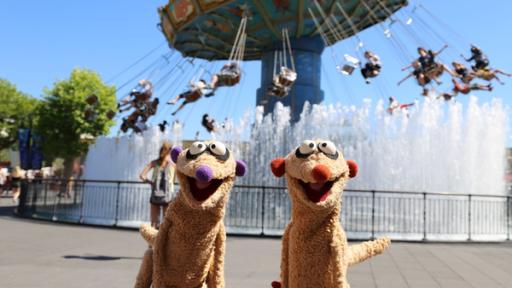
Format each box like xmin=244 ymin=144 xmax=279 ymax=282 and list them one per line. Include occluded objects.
xmin=1 ymin=197 xmax=512 ymax=288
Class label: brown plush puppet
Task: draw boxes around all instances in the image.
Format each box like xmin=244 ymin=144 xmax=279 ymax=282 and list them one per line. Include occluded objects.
xmin=134 ymin=141 xmax=247 ymax=288
xmin=270 ymin=140 xmax=390 ymax=288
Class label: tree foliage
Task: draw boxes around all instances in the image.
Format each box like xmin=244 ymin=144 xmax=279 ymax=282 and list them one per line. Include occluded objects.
xmin=0 ymin=79 xmax=39 ymax=150
xmin=36 ymin=68 xmax=116 ymax=160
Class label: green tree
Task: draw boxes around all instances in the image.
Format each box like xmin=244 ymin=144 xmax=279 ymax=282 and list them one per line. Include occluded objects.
xmin=36 ymin=68 xmax=116 ymax=172
xmin=0 ymin=79 xmax=39 ymax=150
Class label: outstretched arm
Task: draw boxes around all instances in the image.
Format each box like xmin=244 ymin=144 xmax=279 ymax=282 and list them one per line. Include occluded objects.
xmin=346 ymin=237 xmax=391 ymax=267
xmin=207 ymin=224 xmax=226 ymax=288
xmin=442 ymin=64 xmax=458 ymax=78
xmin=140 ymin=224 xmax=158 ymax=246
xmin=401 ymin=63 xmax=413 ymax=71
xmin=435 ymin=44 xmax=448 ymax=56
xmin=397 ymin=73 xmax=413 ymax=86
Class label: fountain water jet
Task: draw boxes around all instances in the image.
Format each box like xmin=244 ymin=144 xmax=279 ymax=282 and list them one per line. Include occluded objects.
xmin=85 ymin=96 xmax=507 ymax=196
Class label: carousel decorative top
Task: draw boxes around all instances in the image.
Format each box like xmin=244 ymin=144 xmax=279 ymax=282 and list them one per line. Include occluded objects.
xmin=158 ymin=0 xmax=408 ymax=60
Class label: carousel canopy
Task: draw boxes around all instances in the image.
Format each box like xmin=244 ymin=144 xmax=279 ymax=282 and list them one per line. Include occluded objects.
xmin=159 ymin=0 xmax=408 ymax=60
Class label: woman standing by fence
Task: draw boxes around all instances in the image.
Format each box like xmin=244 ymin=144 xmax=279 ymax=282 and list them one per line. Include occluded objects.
xmin=139 ymin=141 xmax=175 ymax=228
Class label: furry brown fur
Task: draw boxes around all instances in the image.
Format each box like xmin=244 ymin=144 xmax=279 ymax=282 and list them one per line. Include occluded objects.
xmin=134 ymin=141 xmax=246 ymax=288
xmin=270 ymin=140 xmax=391 ymax=288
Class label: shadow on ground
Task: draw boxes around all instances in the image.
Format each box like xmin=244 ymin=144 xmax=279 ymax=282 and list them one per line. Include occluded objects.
xmin=63 ymin=254 xmax=142 ymax=261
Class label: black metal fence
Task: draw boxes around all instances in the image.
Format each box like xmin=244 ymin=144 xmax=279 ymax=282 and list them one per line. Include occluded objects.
xmin=17 ymin=179 xmax=512 ymax=241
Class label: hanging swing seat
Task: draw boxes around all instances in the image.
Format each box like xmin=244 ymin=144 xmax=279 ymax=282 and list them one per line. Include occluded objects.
xmin=217 ymin=64 xmax=241 ymax=87
xmin=338 ymin=54 xmax=360 ymax=75
xmin=268 ymin=83 xmax=290 ymax=98
xmin=277 ymin=67 xmax=297 ymax=87
xmin=339 ymin=64 xmax=356 ymax=75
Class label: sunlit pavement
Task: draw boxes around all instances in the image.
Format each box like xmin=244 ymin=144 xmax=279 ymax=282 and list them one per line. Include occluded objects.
xmin=1 ymin=198 xmax=512 ymax=288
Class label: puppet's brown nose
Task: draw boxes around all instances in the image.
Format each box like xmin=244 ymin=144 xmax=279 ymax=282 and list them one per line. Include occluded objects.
xmin=312 ymin=164 xmax=331 ymax=183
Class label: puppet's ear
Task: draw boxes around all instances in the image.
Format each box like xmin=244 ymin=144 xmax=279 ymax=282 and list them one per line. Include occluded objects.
xmin=171 ymin=146 xmax=183 ymax=163
xmin=235 ymin=160 xmax=247 ymax=177
xmin=347 ymin=160 xmax=358 ymax=178
xmin=270 ymin=158 xmax=286 ymax=177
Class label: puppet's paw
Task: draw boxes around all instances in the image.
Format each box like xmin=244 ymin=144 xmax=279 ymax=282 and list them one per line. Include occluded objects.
xmin=376 ymin=236 xmax=391 ymax=251
xmin=271 ymin=281 xmax=282 ymax=288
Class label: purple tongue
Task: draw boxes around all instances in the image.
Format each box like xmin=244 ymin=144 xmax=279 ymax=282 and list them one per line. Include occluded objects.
xmin=196 ymin=180 xmax=212 ymax=189
xmin=308 ymin=182 xmax=324 ymax=191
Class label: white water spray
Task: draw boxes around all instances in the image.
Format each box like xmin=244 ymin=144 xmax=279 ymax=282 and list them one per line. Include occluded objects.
xmin=84 ymin=96 xmax=507 ymax=195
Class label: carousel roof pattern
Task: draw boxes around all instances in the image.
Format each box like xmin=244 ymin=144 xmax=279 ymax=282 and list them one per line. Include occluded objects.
xmin=158 ymin=0 xmax=408 ymax=60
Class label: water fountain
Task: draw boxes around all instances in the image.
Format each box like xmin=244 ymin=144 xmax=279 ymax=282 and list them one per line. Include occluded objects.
xmin=86 ymin=96 xmax=507 ymax=195
xmin=82 ymin=97 xmax=508 ymax=240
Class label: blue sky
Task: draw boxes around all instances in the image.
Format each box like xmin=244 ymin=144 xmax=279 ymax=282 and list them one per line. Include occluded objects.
xmin=1 ymin=0 xmax=512 ymax=141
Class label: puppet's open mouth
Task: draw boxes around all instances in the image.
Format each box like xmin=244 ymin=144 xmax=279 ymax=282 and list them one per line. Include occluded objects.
xmin=299 ymin=177 xmax=338 ymax=203
xmin=187 ymin=176 xmax=224 ymax=201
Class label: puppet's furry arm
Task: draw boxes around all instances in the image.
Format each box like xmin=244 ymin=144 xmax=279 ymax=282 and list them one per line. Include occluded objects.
xmin=140 ymin=224 xmax=158 ymax=246
xmin=347 ymin=237 xmax=391 ymax=267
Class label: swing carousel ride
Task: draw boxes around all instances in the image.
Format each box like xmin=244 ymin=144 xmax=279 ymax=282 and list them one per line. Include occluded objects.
xmin=85 ymin=0 xmax=509 ymax=204
xmin=103 ymin=0 xmax=510 ymax=136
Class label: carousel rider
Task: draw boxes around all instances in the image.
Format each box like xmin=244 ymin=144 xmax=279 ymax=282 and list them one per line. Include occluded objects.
xmin=167 ymin=80 xmax=214 ymax=116
xmin=209 ymin=62 xmax=242 ymax=89
xmin=462 ymin=45 xmax=489 ymax=72
xmin=118 ymin=79 xmax=154 ymax=113
xmin=397 ymin=60 xmax=431 ymax=96
xmin=268 ymin=66 xmax=296 ymax=97
xmin=201 ymin=114 xmax=216 ymax=133
xmin=361 ymin=51 xmax=382 ymax=84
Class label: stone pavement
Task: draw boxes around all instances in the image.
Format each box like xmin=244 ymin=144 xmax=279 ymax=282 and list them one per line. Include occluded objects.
xmin=1 ymin=198 xmax=512 ymax=288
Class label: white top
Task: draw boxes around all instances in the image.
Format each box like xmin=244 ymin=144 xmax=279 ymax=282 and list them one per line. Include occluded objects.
xmin=0 ymin=168 xmax=7 ymax=185
xmin=368 ymin=54 xmax=381 ymax=66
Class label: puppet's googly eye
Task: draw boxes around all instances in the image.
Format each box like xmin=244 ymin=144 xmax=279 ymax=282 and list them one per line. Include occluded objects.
xmin=189 ymin=141 xmax=207 ymax=156
xmin=209 ymin=141 xmax=227 ymax=156
xmin=299 ymin=140 xmax=317 ymax=154
xmin=318 ymin=141 xmax=337 ymax=155
xmin=296 ymin=140 xmax=317 ymax=158
xmin=318 ymin=141 xmax=339 ymax=160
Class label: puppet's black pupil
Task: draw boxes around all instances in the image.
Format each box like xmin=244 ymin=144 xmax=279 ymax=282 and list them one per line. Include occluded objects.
xmin=198 ymin=144 xmax=203 ymax=148
xmin=309 ymin=143 xmax=314 ymax=148
xmin=322 ymin=143 xmax=327 ymax=147
xmin=211 ymin=144 xmax=216 ymax=149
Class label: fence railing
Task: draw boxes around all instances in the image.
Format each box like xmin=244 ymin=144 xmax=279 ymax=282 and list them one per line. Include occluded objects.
xmin=17 ymin=179 xmax=512 ymax=241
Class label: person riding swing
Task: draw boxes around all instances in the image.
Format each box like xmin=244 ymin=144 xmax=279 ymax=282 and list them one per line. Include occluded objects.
xmin=201 ymin=114 xmax=216 ymax=133
xmin=268 ymin=66 xmax=296 ymax=98
xmin=118 ymin=79 xmax=153 ymax=113
xmin=462 ymin=45 xmax=490 ymax=72
xmin=398 ymin=61 xmax=431 ymax=96
xmin=361 ymin=51 xmax=382 ymax=84
xmin=209 ymin=62 xmax=242 ymax=89
xmin=403 ymin=45 xmax=449 ymax=86
xmin=167 ymin=80 xmax=214 ymax=116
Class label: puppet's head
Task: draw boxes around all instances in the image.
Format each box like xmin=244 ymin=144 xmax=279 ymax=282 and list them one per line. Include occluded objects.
xmin=171 ymin=141 xmax=246 ymax=210
xmin=270 ymin=140 xmax=358 ymax=210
